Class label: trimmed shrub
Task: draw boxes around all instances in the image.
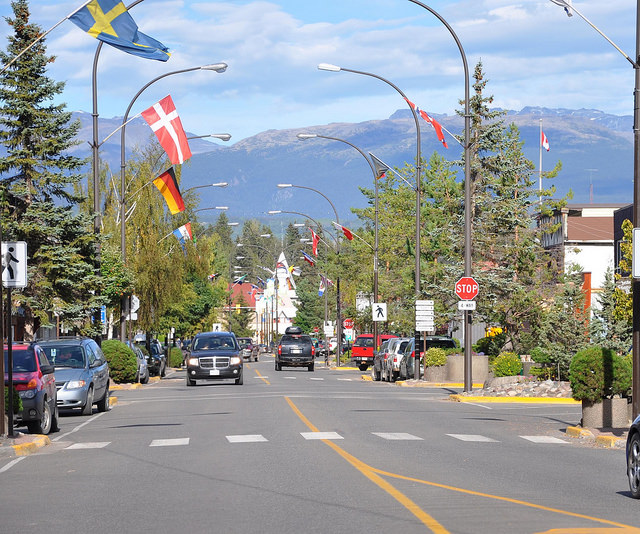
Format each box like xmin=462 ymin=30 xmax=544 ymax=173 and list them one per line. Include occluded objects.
xmin=569 ymin=345 xmax=632 ymax=402
xmin=102 ymin=339 xmax=137 ymax=383
xmin=4 ymin=386 xmax=22 ymax=414
xmin=169 ymin=347 xmax=183 ymax=368
xmin=492 ymin=352 xmax=522 ymax=377
xmin=424 ymin=347 xmax=447 ymax=367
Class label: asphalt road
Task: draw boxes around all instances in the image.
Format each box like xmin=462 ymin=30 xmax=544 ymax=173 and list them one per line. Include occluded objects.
xmin=0 ymin=355 xmax=638 ymax=534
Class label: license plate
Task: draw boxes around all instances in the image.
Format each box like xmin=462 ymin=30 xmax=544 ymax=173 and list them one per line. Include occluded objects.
xmin=291 ymin=348 xmax=302 ymax=354
xmin=209 ymin=370 xmax=220 ymax=376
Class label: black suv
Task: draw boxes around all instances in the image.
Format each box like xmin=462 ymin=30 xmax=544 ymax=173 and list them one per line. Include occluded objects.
xmin=185 ymin=332 xmax=243 ymax=386
xmin=276 ymin=326 xmax=315 ymax=372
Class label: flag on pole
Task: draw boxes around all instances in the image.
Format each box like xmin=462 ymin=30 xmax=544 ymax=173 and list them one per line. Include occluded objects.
xmin=550 ymin=0 xmax=573 ymax=16
xmin=141 ymin=95 xmax=192 ymax=165
xmin=172 ymin=222 xmax=192 ymax=255
xmin=69 ymin=0 xmax=170 ymax=61
xmin=310 ymin=228 xmax=319 ymax=256
xmin=276 ymin=252 xmax=296 ymax=290
xmin=405 ymin=98 xmax=448 ymax=148
xmin=335 ymin=223 xmax=353 ymax=241
xmin=301 ymin=250 xmax=315 ymax=266
xmin=541 ymin=131 xmax=550 ymax=152
xmin=153 ymin=167 xmax=185 ymax=214
xmin=318 ymin=278 xmax=325 ymax=297
xmin=233 ymin=274 xmax=247 ymax=285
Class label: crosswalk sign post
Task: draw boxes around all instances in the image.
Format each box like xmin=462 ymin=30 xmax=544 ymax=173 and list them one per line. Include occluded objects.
xmin=2 ymin=241 xmax=27 ymax=288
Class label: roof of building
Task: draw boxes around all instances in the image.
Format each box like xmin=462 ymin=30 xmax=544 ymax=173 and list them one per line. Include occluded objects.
xmin=567 ymin=216 xmax=613 ymax=241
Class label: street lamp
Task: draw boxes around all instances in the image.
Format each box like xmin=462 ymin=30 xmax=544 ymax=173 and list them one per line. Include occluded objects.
xmin=297 ymin=132 xmax=385 ymax=359
xmin=116 ymin=62 xmax=228 ymax=341
xmin=193 ymin=206 xmax=229 ymax=213
xmin=318 ymin=62 xmax=423 ymax=377
xmin=548 ymin=0 xmax=640 ymax=418
xmin=187 ymin=133 xmax=232 ymax=142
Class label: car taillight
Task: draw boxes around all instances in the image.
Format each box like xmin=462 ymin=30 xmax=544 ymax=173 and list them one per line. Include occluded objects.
xmin=278 ymin=345 xmax=282 ymax=355
xmin=15 ymin=378 xmax=38 ymax=390
xmin=411 ymin=351 xmax=415 ymax=358
xmin=311 ymin=346 xmax=315 ymax=356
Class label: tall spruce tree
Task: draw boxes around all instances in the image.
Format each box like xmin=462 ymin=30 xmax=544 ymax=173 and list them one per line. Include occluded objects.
xmin=0 ymin=0 xmax=101 ymax=337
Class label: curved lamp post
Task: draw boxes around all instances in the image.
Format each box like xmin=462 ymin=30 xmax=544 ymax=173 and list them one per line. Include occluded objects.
xmin=318 ymin=62 xmax=422 ymax=377
xmin=297 ymin=132 xmax=385 ymax=358
xmin=406 ymin=0 xmax=472 ymax=390
xmin=117 ymin=62 xmax=228 ymax=341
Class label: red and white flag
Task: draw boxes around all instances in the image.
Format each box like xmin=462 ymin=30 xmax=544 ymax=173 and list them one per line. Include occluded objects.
xmin=405 ymin=98 xmax=448 ymax=149
xmin=339 ymin=224 xmax=353 ymax=241
xmin=141 ymin=95 xmax=192 ymax=165
xmin=541 ymin=131 xmax=550 ymax=152
xmin=310 ymin=228 xmax=319 ymax=256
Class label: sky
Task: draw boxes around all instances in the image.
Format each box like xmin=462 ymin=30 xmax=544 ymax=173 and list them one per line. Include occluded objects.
xmin=0 ymin=1 xmax=636 ymax=144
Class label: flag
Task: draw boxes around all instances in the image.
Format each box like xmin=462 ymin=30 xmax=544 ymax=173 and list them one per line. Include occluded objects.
xmin=405 ymin=98 xmax=448 ymax=148
xmin=318 ymin=278 xmax=325 ymax=297
xmin=550 ymin=0 xmax=572 ymax=16
xmin=310 ymin=228 xmax=319 ymax=256
xmin=541 ymin=131 xmax=550 ymax=152
xmin=233 ymin=274 xmax=247 ymax=285
xmin=172 ymin=222 xmax=192 ymax=255
xmin=69 ymin=0 xmax=170 ymax=61
xmin=141 ymin=95 xmax=192 ymax=165
xmin=276 ymin=252 xmax=296 ymax=290
xmin=289 ymin=265 xmax=302 ymax=277
xmin=153 ymin=167 xmax=185 ymax=214
xmin=256 ymin=276 xmax=266 ymax=288
xmin=338 ymin=224 xmax=353 ymax=241
xmin=301 ymin=250 xmax=315 ymax=266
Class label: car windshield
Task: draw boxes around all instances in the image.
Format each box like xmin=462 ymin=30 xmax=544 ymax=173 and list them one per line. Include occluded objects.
xmin=354 ymin=337 xmax=374 ymax=348
xmin=193 ymin=336 xmax=237 ymax=351
xmin=42 ymin=346 xmax=86 ymax=369
xmin=4 ymin=348 xmax=36 ymax=372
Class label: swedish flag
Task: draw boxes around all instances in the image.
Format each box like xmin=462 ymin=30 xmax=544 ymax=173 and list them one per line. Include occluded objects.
xmin=70 ymin=0 xmax=170 ymax=61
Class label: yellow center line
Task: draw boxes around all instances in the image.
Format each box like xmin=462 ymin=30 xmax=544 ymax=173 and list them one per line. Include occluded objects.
xmin=285 ymin=396 xmax=449 ymax=533
xmin=252 ymin=367 xmax=270 ymax=385
xmin=284 ymin=396 xmax=637 ymax=533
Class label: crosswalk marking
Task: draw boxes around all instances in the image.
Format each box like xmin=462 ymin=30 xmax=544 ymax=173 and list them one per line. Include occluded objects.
xmin=447 ymin=434 xmax=499 ymax=443
xmin=149 ymin=438 xmax=190 ymax=447
xmin=309 ymin=377 xmax=324 ymax=381
xmin=284 ymin=377 xmax=296 ymax=380
xmin=373 ymin=432 xmax=423 ymax=441
xmin=301 ymin=432 xmax=343 ymax=440
xmin=65 ymin=442 xmax=111 ymax=449
xmin=337 ymin=378 xmax=353 ymax=381
xmin=520 ymin=435 xmax=568 ymax=444
xmin=226 ymin=434 xmax=268 ymax=443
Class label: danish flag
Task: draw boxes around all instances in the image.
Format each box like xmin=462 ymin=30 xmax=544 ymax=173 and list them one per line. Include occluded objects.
xmin=141 ymin=95 xmax=192 ymax=165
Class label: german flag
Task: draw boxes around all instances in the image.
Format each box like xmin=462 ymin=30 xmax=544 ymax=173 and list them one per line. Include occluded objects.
xmin=153 ymin=167 xmax=185 ymax=214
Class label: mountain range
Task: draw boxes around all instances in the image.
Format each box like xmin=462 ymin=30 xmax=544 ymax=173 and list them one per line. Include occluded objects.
xmin=2 ymin=106 xmax=634 ymax=225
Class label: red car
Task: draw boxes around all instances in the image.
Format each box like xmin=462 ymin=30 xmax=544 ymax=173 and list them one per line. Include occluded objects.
xmin=4 ymin=343 xmax=59 ymax=435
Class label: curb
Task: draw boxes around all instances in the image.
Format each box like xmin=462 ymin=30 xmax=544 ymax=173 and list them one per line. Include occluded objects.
xmin=595 ymin=435 xmax=626 ymax=448
xmin=12 ymin=435 xmax=50 ymax=456
xmin=450 ymin=394 xmax=581 ymax=404
xmin=109 ymin=396 xmax=118 ymax=407
xmin=566 ymin=426 xmax=594 ymax=438
xmin=361 ymin=375 xmax=373 ymax=381
xmin=397 ymin=381 xmax=485 ymax=388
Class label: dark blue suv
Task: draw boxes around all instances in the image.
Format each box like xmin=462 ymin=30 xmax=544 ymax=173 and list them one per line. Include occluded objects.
xmin=185 ymin=332 xmax=243 ymax=386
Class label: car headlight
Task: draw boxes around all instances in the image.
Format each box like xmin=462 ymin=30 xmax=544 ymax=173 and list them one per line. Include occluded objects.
xmin=18 ymin=389 xmax=36 ymax=399
xmin=230 ymin=356 xmax=241 ymax=365
xmin=188 ymin=358 xmax=200 ymax=366
xmin=66 ymin=380 xmax=86 ymax=389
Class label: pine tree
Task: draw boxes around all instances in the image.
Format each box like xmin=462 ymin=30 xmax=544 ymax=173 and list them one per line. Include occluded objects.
xmin=0 ymin=0 xmax=100 ymax=337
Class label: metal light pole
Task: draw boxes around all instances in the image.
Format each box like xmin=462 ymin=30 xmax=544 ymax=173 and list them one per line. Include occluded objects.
xmin=296 ymin=133 xmax=386 ymax=356
xmin=117 ymin=63 xmax=228 ymax=341
xmin=406 ymin=1 xmax=472 ymax=390
xmin=276 ymin=183 xmax=343 ymax=363
xmin=549 ymin=0 xmax=640 ymax=418
xmin=318 ymin=63 xmax=423 ymax=377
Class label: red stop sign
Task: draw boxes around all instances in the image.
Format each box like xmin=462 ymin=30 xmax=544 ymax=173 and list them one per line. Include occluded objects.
xmin=455 ymin=277 xmax=479 ymax=300
xmin=343 ymin=318 xmax=354 ymax=329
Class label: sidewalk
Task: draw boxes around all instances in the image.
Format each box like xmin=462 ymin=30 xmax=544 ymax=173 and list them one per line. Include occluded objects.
xmin=0 ymin=432 xmax=50 ymax=458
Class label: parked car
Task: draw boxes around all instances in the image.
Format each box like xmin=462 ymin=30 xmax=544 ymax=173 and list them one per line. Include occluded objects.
xmin=185 ymin=332 xmax=243 ymax=386
xmin=385 ymin=337 xmax=412 ymax=382
xmin=4 ymin=342 xmax=59 ymax=434
xmin=276 ymin=326 xmax=315 ymax=371
xmin=371 ymin=339 xmax=392 ymax=381
xmin=352 ymin=333 xmax=398 ymax=371
xmin=626 ymin=414 xmax=640 ymax=498
xmin=135 ymin=340 xmax=166 ymax=377
xmin=39 ymin=337 xmax=110 ymax=415
xmin=126 ymin=342 xmax=149 ymax=384
xmin=399 ymin=336 xmax=456 ymax=380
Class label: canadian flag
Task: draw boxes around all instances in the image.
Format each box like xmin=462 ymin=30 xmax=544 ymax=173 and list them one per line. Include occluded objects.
xmin=310 ymin=228 xmax=319 ymax=256
xmin=541 ymin=131 xmax=550 ymax=152
xmin=405 ymin=98 xmax=448 ymax=148
xmin=141 ymin=95 xmax=192 ymax=165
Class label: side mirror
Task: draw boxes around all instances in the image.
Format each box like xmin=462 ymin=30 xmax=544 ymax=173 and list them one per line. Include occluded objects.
xmin=40 ymin=364 xmax=54 ymax=375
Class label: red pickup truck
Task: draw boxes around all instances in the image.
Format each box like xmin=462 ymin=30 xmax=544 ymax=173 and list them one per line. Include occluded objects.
xmin=351 ymin=333 xmax=397 ymax=371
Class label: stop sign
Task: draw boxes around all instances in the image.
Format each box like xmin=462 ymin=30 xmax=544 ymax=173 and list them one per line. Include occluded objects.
xmin=455 ymin=277 xmax=479 ymax=300
xmin=343 ymin=318 xmax=354 ymax=329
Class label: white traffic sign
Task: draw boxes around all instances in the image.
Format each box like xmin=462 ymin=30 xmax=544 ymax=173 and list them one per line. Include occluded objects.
xmin=2 ymin=241 xmax=27 ymax=288
xmin=458 ymin=301 xmax=476 ymax=311
xmin=372 ymin=302 xmax=387 ymax=322
xmin=416 ymin=300 xmax=434 ymax=309
xmin=416 ymin=324 xmax=434 ymax=331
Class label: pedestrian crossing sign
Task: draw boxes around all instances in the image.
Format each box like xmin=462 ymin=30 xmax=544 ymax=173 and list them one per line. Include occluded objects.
xmin=2 ymin=241 xmax=27 ymax=288
xmin=372 ymin=302 xmax=387 ymax=322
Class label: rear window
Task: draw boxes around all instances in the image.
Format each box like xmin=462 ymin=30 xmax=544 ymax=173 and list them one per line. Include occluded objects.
xmin=280 ymin=335 xmax=312 ymax=345
xmin=193 ymin=336 xmax=238 ymax=351
xmin=4 ymin=347 xmax=37 ymax=372
xmin=353 ymin=337 xmax=374 ymax=348
xmin=41 ymin=345 xmax=86 ymax=369
xmin=426 ymin=339 xmax=456 ymax=350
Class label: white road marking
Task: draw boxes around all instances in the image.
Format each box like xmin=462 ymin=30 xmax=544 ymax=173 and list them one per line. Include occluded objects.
xmin=226 ymin=435 xmax=268 ymax=443
xmin=149 ymin=438 xmax=190 ymax=447
xmin=52 ymin=412 xmax=106 ymax=442
xmin=337 ymin=378 xmax=353 ymax=381
xmin=284 ymin=377 xmax=297 ymax=380
xmin=447 ymin=434 xmax=499 ymax=442
xmin=373 ymin=432 xmax=423 ymax=441
xmin=65 ymin=442 xmax=111 ymax=449
xmin=0 ymin=457 xmax=25 ymax=473
xmin=520 ymin=435 xmax=568 ymax=444
xmin=309 ymin=378 xmax=324 ymax=381
xmin=254 ymin=376 xmax=269 ymax=379
xmin=301 ymin=432 xmax=343 ymax=440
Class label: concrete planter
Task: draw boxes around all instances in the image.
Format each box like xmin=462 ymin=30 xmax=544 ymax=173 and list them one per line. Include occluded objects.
xmin=581 ymin=397 xmax=631 ymax=429
xmin=424 ymin=365 xmax=447 ymax=382
xmin=446 ymin=354 xmax=489 ymax=383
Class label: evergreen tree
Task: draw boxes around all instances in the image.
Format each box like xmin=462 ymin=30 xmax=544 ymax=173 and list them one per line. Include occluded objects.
xmin=0 ymin=0 xmax=100 ymax=337
xmin=592 ymin=268 xmax=632 ymax=354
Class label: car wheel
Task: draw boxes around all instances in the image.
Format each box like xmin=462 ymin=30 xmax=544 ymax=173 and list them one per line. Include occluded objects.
xmin=160 ymin=361 xmax=166 ymax=377
xmin=371 ymin=366 xmax=380 ymax=381
xmin=27 ymin=398 xmax=52 ymax=435
xmin=628 ymin=433 xmax=640 ymax=498
xmin=275 ymin=362 xmax=280 ymax=371
xmin=186 ymin=375 xmax=195 ymax=387
xmin=358 ymin=364 xmax=368 ymax=372
xmin=141 ymin=371 xmax=149 ymax=384
xmin=81 ymin=386 xmax=94 ymax=416
xmin=51 ymin=405 xmax=60 ymax=433
xmin=235 ymin=372 xmax=244 ymax=385
xmin=391 ymin=370 xmax=398 ymax=382
xmin=308 ymin=363 xmax=314 ymax=372
xmin=254 ymin=355 xmax=259 ymax=362
xmin=96 ymin=386 xmax=110 ymax=412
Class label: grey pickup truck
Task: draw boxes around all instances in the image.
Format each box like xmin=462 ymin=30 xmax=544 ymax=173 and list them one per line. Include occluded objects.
xmin=275 ymin=326 xmax=315 ymax=372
